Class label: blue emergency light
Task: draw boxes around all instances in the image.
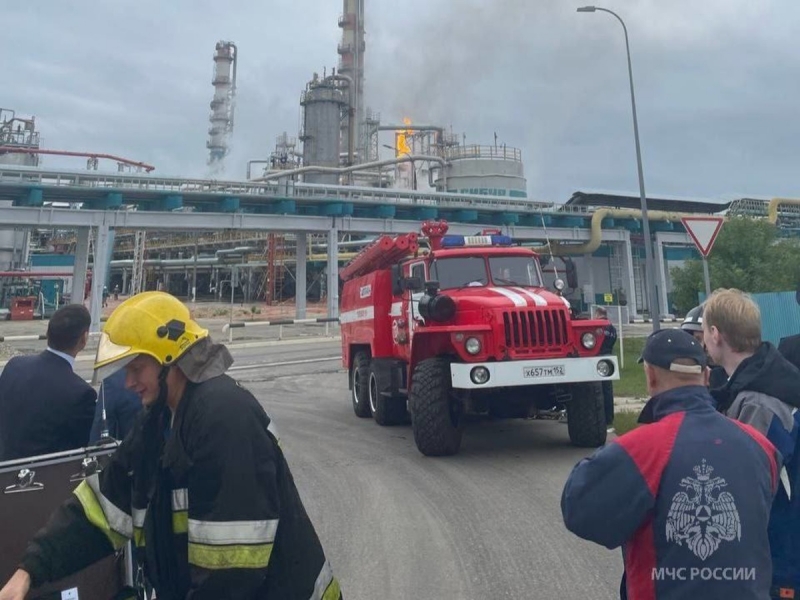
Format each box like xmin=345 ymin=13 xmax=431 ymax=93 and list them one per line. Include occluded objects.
xmin=440 ymin=234 xmax=513 ymax=248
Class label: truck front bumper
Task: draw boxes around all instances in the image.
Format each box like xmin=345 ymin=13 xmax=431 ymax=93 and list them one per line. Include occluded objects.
xmin=450 ymin=356 xmax=620 ymax=390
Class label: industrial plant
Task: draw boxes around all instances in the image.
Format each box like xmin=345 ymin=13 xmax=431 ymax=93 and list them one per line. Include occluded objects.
xmin=0 ymin=0 xmax=798 ymax=329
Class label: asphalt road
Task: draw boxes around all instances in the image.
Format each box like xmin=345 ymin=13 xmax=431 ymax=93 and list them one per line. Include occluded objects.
xmin=67 ymin=339 xmax=624 ymax=599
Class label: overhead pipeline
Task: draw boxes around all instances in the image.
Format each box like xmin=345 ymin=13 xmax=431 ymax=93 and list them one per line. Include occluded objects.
xmin=534 ymin=208 xmax=695 ymax=256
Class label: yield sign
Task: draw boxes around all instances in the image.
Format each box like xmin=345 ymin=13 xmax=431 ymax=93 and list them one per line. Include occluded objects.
xmin=681 ymin=217 xmax=724 ymax=257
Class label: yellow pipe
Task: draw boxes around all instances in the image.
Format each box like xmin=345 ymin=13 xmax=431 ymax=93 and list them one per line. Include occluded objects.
xmin=767 ymin=197 xmax=800 ymax=225
xmin=535 ymin=208 xmax=690 ymax=256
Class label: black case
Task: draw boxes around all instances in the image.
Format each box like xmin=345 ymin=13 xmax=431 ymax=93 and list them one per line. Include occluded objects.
xmin=0 ymin=443 xmax=131 ymax=600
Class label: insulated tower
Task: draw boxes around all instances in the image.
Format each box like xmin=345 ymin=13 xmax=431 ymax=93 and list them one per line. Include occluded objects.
xmin=337 ymin=0 xmax=365 ymax=161
xmin=207 ymin=41 xmax=238 ymax=174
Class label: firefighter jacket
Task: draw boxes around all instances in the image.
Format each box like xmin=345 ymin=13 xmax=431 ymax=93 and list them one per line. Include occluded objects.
xmin=562 ymin=385 xmax=780 ymax=600
xmin=17 ymin=366 xmax=343 ymax=599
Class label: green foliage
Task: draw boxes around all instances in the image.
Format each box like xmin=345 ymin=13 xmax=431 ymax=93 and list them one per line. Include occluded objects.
xmin=614 ymin=336 xmax=647 ymax=398
xmin=670 ymin=217 xmax=800 ymax=314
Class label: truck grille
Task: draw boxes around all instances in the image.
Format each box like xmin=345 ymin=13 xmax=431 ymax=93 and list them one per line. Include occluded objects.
xmin=502 ymin=309 xmax=569 ymax=351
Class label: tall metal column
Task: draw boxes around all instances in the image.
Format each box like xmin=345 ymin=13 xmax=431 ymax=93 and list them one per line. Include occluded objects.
xmin=89 ymin=224 xmax=111 ymax=332
xmin=296 ymin=233 xmax=308 ymax=319
xmin=622 ymin=231 xmax=639 ymax=320
xmin=71 ymin=227 xmax=91 ymax=306
xmin=326 ymin=224 xmax=339 ymax=319
xmin=654 ymin=233 xmax=670 ymax=320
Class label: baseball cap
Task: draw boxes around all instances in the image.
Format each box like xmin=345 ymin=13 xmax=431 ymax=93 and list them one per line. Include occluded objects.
xmin=637 ymin=328 xmax=707 ymax=374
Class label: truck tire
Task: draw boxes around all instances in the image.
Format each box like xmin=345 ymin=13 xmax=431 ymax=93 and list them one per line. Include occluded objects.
xmin=409 ymin=358 xmax=463 ymax=456
xmin=369 ymin=368 xmax=407 ymax=426
xmin=566 ymin=382 xmax=607 ymax=448
xmin=351 ymin=352 xmax=372 ymax=418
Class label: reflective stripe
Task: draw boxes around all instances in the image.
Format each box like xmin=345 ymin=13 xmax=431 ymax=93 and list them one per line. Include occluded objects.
xmin=512 ymin=287 xmax=548 ymax=307
xmin=310 ymin=560 xmax=341 ymax=600
xmin=172 ymin=488 xmax=188 ymax=511
xmin=173 ymin=510 xmax=189 ymax=534
xmin=132 ymin=508 xmax=146 ymax=528
xmin=133 ymin=527 xmax=145 ymax=547
xmin=488 ymin=287 xmax=527 ymax=307
xmin=188 ymin=518 xmax=278 ymax=545
xmin=85 ymin=474 xmax=132 ymax=538
xmin=188 ymin=542 xmax=272 ymax=570
xmin=73 ymin=480 xmax=129 ymax=550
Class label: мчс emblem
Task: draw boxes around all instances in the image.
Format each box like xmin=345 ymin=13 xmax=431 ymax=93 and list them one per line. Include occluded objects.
xmin=666 ymin=459 xmax=741 ymax=561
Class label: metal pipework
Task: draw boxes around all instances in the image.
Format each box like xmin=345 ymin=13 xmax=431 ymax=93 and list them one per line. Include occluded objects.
xmin=251 ymin=154 xmax=448 ymax=187
xmin=768 ymin=197 xmax=800 ymax=225
xmin=330 ymin=73 xmax=356 ymax=167
xmin=533 ymin=208 xmax=691 ymax=256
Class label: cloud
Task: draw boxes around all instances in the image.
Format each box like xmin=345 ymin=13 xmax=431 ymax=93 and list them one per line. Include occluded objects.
xmin=2 ymin=0 xmax=799 ymax=202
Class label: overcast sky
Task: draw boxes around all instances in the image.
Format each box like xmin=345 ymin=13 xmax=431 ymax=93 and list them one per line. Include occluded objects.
xmin=3 ymin=1 xmax=799 ymax=203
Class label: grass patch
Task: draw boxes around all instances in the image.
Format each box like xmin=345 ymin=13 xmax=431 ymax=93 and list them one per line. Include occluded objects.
xmin=613 ymin=336 xmax=647 ymax=398
xmin=613 ymin=410 xmax=642 ymax=436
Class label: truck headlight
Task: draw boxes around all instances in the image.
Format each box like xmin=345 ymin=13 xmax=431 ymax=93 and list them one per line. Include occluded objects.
xmin=554 ymin=278 xmax=565 ymax=291
xmin=465 ymin=337 xmax=481 ymax=355
xmin=581 ymin=332 xmax=596 ymax=349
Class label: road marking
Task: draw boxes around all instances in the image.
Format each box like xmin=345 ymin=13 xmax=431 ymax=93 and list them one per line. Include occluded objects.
xmin=228 ymin=356 xmax=341 ymax=372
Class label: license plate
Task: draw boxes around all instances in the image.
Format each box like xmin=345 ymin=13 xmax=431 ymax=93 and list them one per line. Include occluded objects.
xmin=523 ymin=365 xmax=565 ymax=378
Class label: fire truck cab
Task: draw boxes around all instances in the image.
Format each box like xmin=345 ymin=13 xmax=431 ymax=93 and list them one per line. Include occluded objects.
xmin=340 ymin=220 xmax=619 ymax=456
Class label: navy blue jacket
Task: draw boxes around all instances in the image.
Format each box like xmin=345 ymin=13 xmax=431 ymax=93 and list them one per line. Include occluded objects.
xmin=89 ymin=369 xmax=143 ymax=443
xmin=0 ymin=350 xmax=96 ymax=461
xmin=562 ymin=386 xmax=779 ymax=600
xmin=711 ymin=342 xmax=800 ymax=594
xmin=600 ymin=322 xmax=618 ymax=355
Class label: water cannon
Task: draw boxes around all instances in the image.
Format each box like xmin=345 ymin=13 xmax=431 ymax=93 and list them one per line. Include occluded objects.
xmin=421 ymin=220 xmax=449 ymax=250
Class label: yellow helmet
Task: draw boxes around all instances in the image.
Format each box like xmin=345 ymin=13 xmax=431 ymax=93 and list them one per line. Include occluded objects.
xmin=93 ymin=291 xmax=209 ymax=382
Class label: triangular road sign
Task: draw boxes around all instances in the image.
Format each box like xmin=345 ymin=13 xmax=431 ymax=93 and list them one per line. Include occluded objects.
xmin=681 ymin=217 xmax=724 ymax=257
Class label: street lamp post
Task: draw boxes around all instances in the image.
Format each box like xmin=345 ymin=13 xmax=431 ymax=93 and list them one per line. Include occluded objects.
xmin=577 ymin=6 xmax=660 ymax=331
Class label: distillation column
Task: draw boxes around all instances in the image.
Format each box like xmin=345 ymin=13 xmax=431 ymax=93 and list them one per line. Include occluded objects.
xmin=337 ymin=0 xmax=365 ymax=160
xmin=206 ymin=41 xmax=238 ymax=174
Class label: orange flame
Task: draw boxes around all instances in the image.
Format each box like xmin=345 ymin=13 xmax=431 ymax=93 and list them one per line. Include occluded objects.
xmin=395 ymin=117 xmax=413 ymax=157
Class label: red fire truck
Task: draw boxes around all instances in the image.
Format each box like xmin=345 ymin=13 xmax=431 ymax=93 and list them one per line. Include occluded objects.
xmin=339 ymin=220 xmax=619 ymax=456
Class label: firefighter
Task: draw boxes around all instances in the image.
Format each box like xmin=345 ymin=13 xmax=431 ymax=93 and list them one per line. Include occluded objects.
xmin=0 ymin=291 xmax=342 ymax=600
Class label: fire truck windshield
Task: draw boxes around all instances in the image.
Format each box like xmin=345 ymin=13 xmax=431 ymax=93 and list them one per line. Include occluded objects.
xmin=431 ymin=256 xmax=542 ymax=290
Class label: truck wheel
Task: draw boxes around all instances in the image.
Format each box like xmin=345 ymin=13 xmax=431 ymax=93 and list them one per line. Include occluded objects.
xmin=566 ymin=383 xmax=607 ymax=448
xmin=369 ymin=369 xmax=407 ymax=426
xmin=351 ymin=352 xmax=372 ymax=418
xmin=409 ymin=358 xmax=463 ymax=456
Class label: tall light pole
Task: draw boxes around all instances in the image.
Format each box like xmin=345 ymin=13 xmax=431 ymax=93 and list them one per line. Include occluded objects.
xmin=577 ymin=6 xmax=660 ymax=331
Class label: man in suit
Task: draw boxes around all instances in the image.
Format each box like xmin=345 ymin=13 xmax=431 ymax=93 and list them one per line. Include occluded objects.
xmin=0 ymin=304 xmax=96 ymax=461
xmin=89 ymin=368 xmax=142 ymax=443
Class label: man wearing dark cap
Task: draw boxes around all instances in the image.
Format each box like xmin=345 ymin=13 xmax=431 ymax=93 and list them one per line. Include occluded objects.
xmin=0 ymin=304 xmax=96 ymax=461
xmin=562 ymin=329 xmax=780 ymax=600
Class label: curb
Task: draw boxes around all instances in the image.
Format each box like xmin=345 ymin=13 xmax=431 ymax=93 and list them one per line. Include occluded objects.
xmin=0 ymin=335 xmax=342 ymax=369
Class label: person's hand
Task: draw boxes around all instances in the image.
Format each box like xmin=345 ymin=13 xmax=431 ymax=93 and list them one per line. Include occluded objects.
xmin=0 ymin=569 xmax=31 ymax=600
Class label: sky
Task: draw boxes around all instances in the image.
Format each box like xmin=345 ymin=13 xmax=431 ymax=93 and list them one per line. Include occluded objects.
xmin=3 ymin=0 xmax=799 ymax=204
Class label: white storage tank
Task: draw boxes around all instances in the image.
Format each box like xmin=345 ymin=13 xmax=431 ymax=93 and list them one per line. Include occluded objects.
xmin=435 ymin=144 xmax=528 ymax=198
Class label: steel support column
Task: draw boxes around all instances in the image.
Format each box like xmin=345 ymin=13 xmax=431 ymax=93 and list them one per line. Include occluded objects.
xmin=327 ymin=224 xmax=339 ymax=319
xmin=89 ymin=224 xmax=111 ymax=332
xmin=622 ymin=231 xmax=639 ymax=320
xmin=654 ymin=233 xmax=671 ymax=320
xmin=71 ymin=227 xmax=91 ymax=307
xmin=296 ymin=233 xmax=308 ymax=319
